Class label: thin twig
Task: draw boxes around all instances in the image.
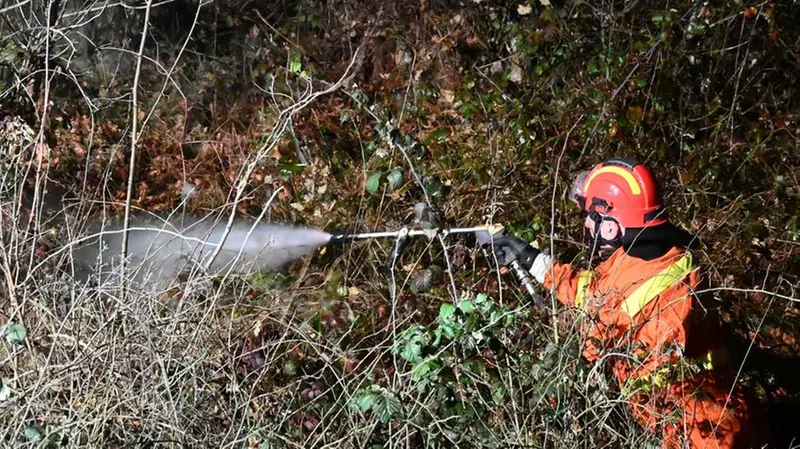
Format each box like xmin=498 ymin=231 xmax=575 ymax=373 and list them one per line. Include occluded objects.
xmin=548 ymin=115 xmax=584 ymax=343
xmin=120 ymin=0 xmax=154 ymax=295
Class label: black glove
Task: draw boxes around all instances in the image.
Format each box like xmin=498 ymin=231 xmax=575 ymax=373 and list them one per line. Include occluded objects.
xmin=485 ymin=235 xmax=540 ymax=271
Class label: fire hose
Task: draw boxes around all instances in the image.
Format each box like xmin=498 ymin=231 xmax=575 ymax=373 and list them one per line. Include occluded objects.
xmin=330 ymin=221 xmax=547 ymax=311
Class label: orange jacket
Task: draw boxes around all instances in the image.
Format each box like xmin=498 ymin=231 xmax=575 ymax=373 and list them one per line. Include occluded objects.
xmin=539 ymin=246 xmax=767 ymax=449
xmin=544 ymin=248 xmax=722 ymax=394
xmin=542 ymin=246 xmax=724 ymax=385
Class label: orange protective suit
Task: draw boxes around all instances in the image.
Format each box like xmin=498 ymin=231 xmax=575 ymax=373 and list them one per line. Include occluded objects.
xmin=542 ymin=246 xmax=768 ymax=449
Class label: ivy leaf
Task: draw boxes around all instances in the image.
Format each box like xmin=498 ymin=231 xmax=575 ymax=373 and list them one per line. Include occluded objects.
xmin=365 ymin=172 xmax=382 ymax=194
xmin=4 ymin=323 xmax=26 ymax=344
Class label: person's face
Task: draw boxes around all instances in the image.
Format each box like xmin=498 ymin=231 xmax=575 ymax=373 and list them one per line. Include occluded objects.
xmin=586 ymin=215 xmax=623 ymax=250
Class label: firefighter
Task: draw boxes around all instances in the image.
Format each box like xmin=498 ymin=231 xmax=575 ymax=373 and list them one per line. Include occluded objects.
xmin=489 ymin=157 xmax=768 ymax=449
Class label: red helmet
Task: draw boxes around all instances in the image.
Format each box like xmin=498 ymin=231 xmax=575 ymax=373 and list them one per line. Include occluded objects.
xmin=570 ymin=157 xmax=668 ymax=229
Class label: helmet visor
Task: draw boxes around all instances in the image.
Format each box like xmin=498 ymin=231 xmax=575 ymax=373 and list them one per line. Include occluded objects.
xmin=569 ymin=170 xmax=590 ymax=209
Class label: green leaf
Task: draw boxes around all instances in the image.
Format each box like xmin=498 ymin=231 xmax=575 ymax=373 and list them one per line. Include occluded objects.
xmin=398 ymin=329 xmax=426 ymax=362
xmin=283 ymin=360 xmax=300 ymax=377
xmin=24 ymin=425 xmax=43 ymax=442
xmin=386 ymin=169 xmax=404 ymax=190
xmin=290 ymin=53 xmax=302 ymax=74
xmin=356 ymin=392 xmax=378 ymax=412
xmin=4 ymin=323 xmax=26 ymax=344
xmin=365 ymin=172 xmax=382 ymax=194
xmin=412 ymin=357 xmax=441 ymax=381
xmin=492 ymin=383 xmax=506 ymax=404
xmin=424 ymin=177 xmax=444 ymax=198
xmin=586 ymin=59 xmax=599 ymax=76
xmin=354 ymin=387 xmax=402 ymax=423
xmin=427 ymin=127 xmax=448 ymax=144
xmin=378 ymin=394 xmax=402 ymax=423
xmin=458 ymin=300 xmax=475 ymax=315
xmin=439 ymin=303 xmax=456 ymax=322
xmin=279 ymin=163 xmax=304 ymax=178
xmin=459 ymin=103 xmax=479 ymax=120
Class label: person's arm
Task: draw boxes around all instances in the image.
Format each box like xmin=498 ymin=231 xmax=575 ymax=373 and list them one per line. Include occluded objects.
xmin=529 ymin=253 xmax=592 ymax=308
xmin=487 ymin=234 xmax=592 ymax=308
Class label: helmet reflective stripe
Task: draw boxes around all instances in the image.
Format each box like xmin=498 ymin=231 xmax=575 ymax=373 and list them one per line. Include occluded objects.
xmin=584 ymin=166 xmax=642 ymax=196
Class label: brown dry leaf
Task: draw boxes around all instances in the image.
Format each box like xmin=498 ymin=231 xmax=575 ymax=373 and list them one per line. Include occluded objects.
xmin=34 ymin=141 xmax=50 ymax=166
xmin=252 ymin=319 xmax=263 ymax=338
xmin=269 ymin=144 xmax=282 ymax=160
xmin=627 ymin=106 xmax=645 ymax=122
xmin=466 ymin=36 xmax=481 ymax=47
xmin=439 ymin=89 xmax=455 ymax=104
xmin=609 ymin=122 xmax=620 ymax=138
xmin=517 ymin=4 xmax=533 ymax=15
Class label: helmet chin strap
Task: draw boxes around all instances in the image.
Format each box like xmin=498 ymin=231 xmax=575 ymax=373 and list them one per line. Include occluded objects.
xmin=589 ymin=213 xmax=623 ymax=261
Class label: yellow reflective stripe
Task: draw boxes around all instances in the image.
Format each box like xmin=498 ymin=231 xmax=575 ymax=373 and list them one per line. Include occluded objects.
xmin=621 ymin=253 xmax=695 ymax=318
xmin=697 ymin=347 xmax=728 ymax=370
xmin=584 ymin=166 xmax=642 ymax=196
xmin=574 ymin=270 xmax=594 ymax=308
xmin=620 ymin=348 xmax=727 ymax=396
